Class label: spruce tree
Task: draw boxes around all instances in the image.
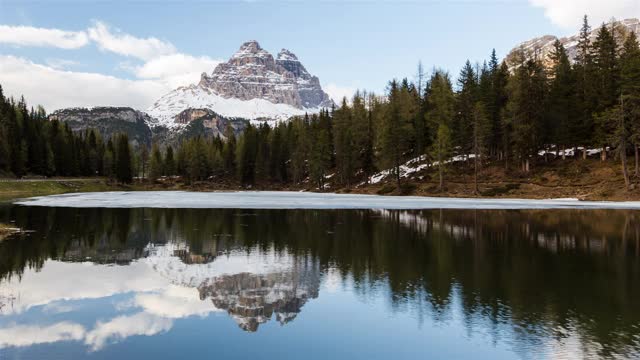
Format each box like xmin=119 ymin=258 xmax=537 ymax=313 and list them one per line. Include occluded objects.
xmin=333 ymin=97 xmax=356 ymax=186
xmin=425 ymin=70 xmax=455 ymax=191
xmin=548 ymin=40 xmax=576 ymax=159
xmin=164 ymin=145 xmax=176 ymax=176
xmin=148 ymin=143 xmax=163 ymax=181
xmin=574 ymin=15 xmax=598 ymax=158
xmin=455 ymin=60 xmax=478 ymax=159
xmin=620 ymin=32 xmax=640 ymax=176
xmin=472 ymin=102 xmax=491 ymax=194
xmin=115 ymin=134 xmax=133 ymax=184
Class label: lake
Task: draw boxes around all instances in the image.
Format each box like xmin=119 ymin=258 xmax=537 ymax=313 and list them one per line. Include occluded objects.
xmin=1 ymin=192 xmax=640 ymax=359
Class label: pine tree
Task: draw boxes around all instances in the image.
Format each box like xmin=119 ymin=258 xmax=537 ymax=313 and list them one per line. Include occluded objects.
xmin=237 ymin=125 xmax=258 ymax=185
xmin=455 ymin=60 xmax=478 ymax=159
xmin=596 ymin=99 xmax=630 ymax=189
xmin=140 ymin=145 xmax=149 ymax=180
xmin=574 ymin=15 xmax=598 ymax=158
xmin=222 ymin=124 xmax=236 ymax=176
xmin=309 ymin=111 xmax=332 ymax=189
xmin=104 ymin=139 xmax=115 ymax=179
xmin=425 ymin=70 xmax=455 ymax=191
xmin=290 ymin=116 xmax=309 ymax=184
xmin=548 ymin=40 xmax=577 ymax=159
xmin=379 ymin=79 xmax=415 ymax=186
xmin=333 ymin=97 xmax=356 ymax=186
xmin=472 ymin=102 xmax=491 ymax=194
xmin=148 ymin=143 xmax=163 ymax=181
xmin=620 ymin=32 xmax=640 ymax=176
xmin=504 ymin=55 xmax=546 ymax=172
xmin=115 ymin=134 xmax=133 ymax=184
xmin=164 ymin=145 xmax=176 ymax=176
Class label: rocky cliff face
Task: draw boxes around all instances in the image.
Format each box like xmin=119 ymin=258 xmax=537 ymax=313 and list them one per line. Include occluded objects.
xmin=49 ymin=106 xmax=248 ymax=147
xmin=172 ymin=108 xmax=248 ymax=141
xmin=199 ymin=41 xmax=332 ymax=109
xmin=506 ymin=18 xmax=640 ymax=69
xmin=49 ymin=107 xmax=153 ymax=147
xmin=147 ymin=40 xmax=333 ymax=126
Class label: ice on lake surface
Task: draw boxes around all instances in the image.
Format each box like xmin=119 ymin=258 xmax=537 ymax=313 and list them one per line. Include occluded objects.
xmin=14 ymin=190 xmax=640 ymax=209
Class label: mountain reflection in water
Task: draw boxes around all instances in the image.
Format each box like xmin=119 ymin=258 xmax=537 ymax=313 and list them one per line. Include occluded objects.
xmin=1 ymin=206 xmax=640 ymax=359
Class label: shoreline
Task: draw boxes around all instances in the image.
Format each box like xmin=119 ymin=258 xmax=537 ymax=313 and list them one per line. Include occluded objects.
xmin=14 ymin=190 xmax=640 ymax=210
xmin=3 ymin=157 xmax=640 ymax=204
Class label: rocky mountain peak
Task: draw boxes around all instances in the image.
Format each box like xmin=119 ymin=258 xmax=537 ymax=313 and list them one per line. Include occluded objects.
xmin=277 ymin=49 xmax=299 ymax=62
xmin=148 ymin=40 xmax=333 ymax=127
xmin=229 ymin=40 xmax=273 ymax=64
xmin=195 ymin=40 xmax=331 ymax=110
xmin=237 ymin=40 xmax=261 ymax=53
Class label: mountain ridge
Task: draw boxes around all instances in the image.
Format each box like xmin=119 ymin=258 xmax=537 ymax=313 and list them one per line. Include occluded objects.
xmin=506 ymin=18 xmax=640 ymax=68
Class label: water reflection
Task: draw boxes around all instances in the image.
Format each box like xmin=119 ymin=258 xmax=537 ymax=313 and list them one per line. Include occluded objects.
xmin=0 ymin=206 xmax=640 ymax=358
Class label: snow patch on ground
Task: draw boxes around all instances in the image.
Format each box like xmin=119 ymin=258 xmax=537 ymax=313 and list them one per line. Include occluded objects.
xmin=367 ymin=154 xmax=475 ymax=185
xmin=14 ymin=191 xmax=640 ymax=210
xmin=368 ymin=147 xmax=609 ymax=186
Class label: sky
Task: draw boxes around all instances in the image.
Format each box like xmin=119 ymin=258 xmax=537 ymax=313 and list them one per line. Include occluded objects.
xmin=0 ymin=0 xmax=638 ymax=112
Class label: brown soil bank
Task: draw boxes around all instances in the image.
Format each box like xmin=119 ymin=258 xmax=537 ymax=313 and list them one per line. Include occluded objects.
xmin=3 ymin=158 xmax=640 ymax=202
xmin=345 ymin=158 xmax=640 ymax=201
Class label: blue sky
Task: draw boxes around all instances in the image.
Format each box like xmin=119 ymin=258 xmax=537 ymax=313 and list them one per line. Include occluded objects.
xmin=0 ymin=0 xmax=637 ymax=111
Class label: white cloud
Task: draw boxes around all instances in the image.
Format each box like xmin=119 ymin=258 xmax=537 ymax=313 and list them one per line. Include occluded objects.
xmin=323 ymin=83 xmax=357 ymax=104
xmin=0 ymin=21 xmax=220 ymax=108
xmin=0 ymin=24 xmax=89 ymax=49
xmin=134 ymin=285 xmax=219 ymax=319
xmin=84 ymin=313 xmax=172 ymax=351
xmin=0 ymin=260 xmax=169 ymax=315
xmin=134 ymin=53 xmax=221 ymax=89
xmin=0 ymin=55 xmax=169 ymax=111
xmin=87 ymin=21 xmax=176 ymax=61
xmin=529 ymin=0 xmax=640 ymax=29
xmin=0 ymin=322 xmax=86 ymax=348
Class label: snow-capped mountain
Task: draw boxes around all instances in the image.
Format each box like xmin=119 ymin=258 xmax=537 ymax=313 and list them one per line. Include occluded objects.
xmin=147 ymin=40 xmax=333 ymax=128
xmin=506 ymin=18 xmax=640 ymax=69
xmin=49 ymin=41 xmax=332 ymax=144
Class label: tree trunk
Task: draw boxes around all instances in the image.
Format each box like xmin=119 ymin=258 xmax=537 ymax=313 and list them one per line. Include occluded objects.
xmin=545 ymin=147 xmax=549 ymax=163
xmin=562 ymin=145 xmax=566 ymax=160
xmin=504 ymin=152 xmax=508 ymax=172
xmin=582 ymin=148 xmax=587 ymax=160
xmin=635 ymin=144 xmax=639 ymax=178
xmin=439 ymin=164 xmax=444 ymax=192
xmin=622 ymin=144 xmax=630 ymax=191
xmin=525 ymin=159 xmax=530 ymax=173
xmin=474 ymin=152 xmax=479 ymax=195
xmin=621 ymin=95 xmax=630 ymax=191
xmin=395 ymin=155 xmax=401 ymax=188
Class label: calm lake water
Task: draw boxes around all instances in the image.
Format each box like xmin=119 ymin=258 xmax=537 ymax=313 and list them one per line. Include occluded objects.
xmin=1 ymin=204 xmax=640 ymax=359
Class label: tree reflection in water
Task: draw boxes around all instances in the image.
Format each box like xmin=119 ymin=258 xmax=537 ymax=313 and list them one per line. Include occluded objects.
xmin=1 ymin=206 xmax=640 ymax=357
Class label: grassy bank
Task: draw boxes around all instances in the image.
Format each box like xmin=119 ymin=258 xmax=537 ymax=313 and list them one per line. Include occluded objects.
xmin=0 ymin=179 xmax=127 ymax=202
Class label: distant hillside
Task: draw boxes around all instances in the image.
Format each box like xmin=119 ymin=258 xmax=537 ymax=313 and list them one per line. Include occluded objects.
xmin=506 ymin=18 xmax=640 ymax=69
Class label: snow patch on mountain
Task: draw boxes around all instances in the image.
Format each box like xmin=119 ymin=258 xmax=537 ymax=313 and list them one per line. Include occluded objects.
xmin=146 ymin=84 xmax=319 ymax=129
